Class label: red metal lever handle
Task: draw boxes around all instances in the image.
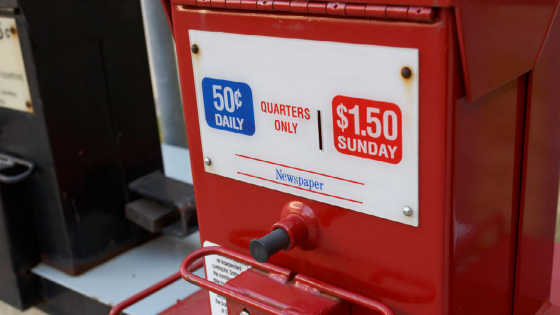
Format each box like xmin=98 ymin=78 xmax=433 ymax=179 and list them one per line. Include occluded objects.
xmin=180 ymin=246 xmax=395 ymax=315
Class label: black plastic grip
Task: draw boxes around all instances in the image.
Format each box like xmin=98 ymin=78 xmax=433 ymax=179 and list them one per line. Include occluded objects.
xmin=249 ymin=228 xmax=290 ymax=263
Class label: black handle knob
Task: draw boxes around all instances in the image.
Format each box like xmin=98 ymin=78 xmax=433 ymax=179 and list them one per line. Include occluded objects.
xmin=249 ymin=228 xmax=290 ymax=263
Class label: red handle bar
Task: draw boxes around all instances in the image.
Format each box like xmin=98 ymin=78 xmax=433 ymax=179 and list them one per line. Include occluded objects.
xmin=180 ymin=246 xmax=395 ymax=315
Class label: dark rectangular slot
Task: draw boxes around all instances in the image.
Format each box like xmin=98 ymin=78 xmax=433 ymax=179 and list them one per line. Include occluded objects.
xmin=317 ymin=110 xmax=323 ymax=151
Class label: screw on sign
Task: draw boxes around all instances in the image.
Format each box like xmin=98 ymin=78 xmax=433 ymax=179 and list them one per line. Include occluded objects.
xmin=332 ymin=96 xmax=402 ymax=164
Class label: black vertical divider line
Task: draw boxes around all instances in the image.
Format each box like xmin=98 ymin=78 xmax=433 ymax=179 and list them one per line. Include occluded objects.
xmin=317 ymin=110 xmax=323 ymax=151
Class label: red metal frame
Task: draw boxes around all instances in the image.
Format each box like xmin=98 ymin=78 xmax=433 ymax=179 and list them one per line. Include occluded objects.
xmin=513 ymin=10 xmax=560 ymax=315
xmin=180 ymin=246 xmax=395 ymax=315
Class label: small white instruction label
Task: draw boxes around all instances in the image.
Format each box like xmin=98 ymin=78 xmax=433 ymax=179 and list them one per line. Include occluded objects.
xmin=0 ymin=16 xmax=32 ymax=113
xmin=204 ymin=241 xmax=250 ymax=314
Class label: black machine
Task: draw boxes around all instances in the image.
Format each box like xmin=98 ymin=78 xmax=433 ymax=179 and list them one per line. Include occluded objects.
xmin=0 ymin=0 xmax=191 ymax=313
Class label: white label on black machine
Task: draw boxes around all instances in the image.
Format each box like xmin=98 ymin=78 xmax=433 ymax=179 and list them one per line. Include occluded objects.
xmin=0 ymin=17 xmax=32 ymax=113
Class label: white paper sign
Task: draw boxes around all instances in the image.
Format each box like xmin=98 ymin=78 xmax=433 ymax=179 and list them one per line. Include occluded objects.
xmin=191 ymin=31 xmax=419 ymax=226
xmin=203 ymin=241 xmax=250 ymax=315
xmin=0 ymin=17 xmax=32 ymax=113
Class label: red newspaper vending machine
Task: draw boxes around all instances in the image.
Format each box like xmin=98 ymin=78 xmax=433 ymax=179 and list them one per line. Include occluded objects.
xmin=159 ymin=0 xmax=560 ymax=314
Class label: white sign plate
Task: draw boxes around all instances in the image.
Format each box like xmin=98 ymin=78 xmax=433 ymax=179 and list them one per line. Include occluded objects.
xmin=0 ymin=17 xmax=32 ymax=113
xmin=203 ymin=241 xmax=250 ymax=315
xmin=191 ymin=31 xmax=419 ymax=226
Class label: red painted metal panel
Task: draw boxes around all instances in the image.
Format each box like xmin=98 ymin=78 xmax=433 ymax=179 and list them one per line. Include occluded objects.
xmin=451 ymin=77 xmax=528 ymax=314
xmin=172 ymin=6 xmax=453 ymax=314
xmin=455 ymin=1 xmax=559 ymax=100
xmin=540 ymin=303 xmax=560 ymax=315
xmin=535 ymin=243 xmax=560 ymax=314
xmin=513 ymin=12 xmax=560 ymax=315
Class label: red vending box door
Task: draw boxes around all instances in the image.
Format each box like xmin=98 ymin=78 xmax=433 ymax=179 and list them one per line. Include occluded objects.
xmin=163 ymin=1 xmax=560 ymax=314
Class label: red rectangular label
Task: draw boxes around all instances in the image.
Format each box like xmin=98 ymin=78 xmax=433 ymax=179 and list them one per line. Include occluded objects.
xmin=332 ymin=96 xmax=402 ymax=164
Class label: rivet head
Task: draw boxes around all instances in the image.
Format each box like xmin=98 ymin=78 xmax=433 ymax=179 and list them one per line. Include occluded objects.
xmin=403 ymin=206 xmax=413 ymax=216
xmin=401 ymin=67 xmax=412 ymax=79
xmin=240 ymin=311 xmax=250 ymax=315
xmin=204 ymin=157 xmax=212 ymax=166
xmin=191 ymin=44 xmax=199 ymax=54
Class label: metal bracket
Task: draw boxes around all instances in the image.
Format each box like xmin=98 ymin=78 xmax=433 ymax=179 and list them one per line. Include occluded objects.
xmin=126 ymin=171 xmax=197 ymax=238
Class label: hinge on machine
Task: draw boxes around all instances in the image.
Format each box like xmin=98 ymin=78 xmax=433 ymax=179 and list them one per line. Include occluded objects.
xmin=178 ymin=0 xmax=437 ymax=22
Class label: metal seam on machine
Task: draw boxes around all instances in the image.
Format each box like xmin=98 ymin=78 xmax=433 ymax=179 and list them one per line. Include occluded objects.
xmin=181 ymin=0 xmax=437 ymax=22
